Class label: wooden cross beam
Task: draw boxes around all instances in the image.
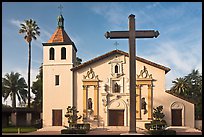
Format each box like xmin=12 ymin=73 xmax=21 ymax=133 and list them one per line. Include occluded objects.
xmin=105 ymin=30 xmax=159 ymax=39
xmin=104 ymin=14 xmax=159 ymax=133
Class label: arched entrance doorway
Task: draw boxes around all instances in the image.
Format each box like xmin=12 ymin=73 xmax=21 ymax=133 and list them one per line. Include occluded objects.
xmin=107 ymin=99 xmax=128 ymax=126
xmin=171 ymin=102 xmax=185 ymax=126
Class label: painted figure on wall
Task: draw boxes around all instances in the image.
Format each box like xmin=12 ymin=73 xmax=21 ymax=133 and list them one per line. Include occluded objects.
xmin=141 ymin=97 xmax=147 ymax=114
xmin=88 ymin=98 xmax=93 ymax=110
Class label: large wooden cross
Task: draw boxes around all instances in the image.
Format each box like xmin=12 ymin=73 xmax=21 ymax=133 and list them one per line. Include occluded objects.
xmin=105 ymin=14 xmax=159 ymax=133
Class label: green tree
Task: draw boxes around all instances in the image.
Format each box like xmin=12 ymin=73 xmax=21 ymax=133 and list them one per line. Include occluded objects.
xmin=65 ymin=106 xmax=82 ymax=126
xmin=2 ymin=72 xmax=28 ymax=108
xmin=19 ymin=19 xmax=40 ymax=108
xmin=152 ymin=105 xmax=165 ymax=121
xmin=171 ymin=77 xmax=189 ymax=96
xmin=31 ymin=65 xmax=42 ymax=111
xmin=185 ymin=69 xmax=202 ymax=119
xmin=170 ymin=69 xmax=202 ymax=119
xmin=76 ymin=57 xmax=82 ymax=66
xmin=148 ymin=105 xmax=167 ymax=130
xmin=185 ymin=69 xmax=202 ymax=99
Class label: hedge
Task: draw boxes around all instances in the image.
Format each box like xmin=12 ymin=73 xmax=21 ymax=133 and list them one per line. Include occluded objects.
xmin=61 ymin=123 xmax=90 ymax=134
xmin=148 ymin=129 xmax=176 ymax=135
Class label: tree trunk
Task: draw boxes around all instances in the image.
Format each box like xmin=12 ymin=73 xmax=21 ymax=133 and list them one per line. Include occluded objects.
xmin=12 ymin=92 xmax=16 ymax=108
xmin=28 ymin=42 xmax=31 ymax=108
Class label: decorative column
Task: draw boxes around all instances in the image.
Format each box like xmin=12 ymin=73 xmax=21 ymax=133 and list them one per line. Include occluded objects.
xmin=136 ymin=84 xmax=141 ymax=120
xmin=83 ymin=85 xmax=88 ymax=118
xmin=94 ymin=85 xmax=98 ymax=119
xmin=148 ymin=84 xmax=153 ymax=120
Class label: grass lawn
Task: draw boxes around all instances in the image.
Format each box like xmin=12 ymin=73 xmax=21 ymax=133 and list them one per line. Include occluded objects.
xmin=2 ymin=127 xmax=38 ymax=133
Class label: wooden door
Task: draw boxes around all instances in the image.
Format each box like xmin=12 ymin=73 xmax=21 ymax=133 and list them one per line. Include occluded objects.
xmin=109 ymin=110 xmax=124 ymax=126
xmin=52 ymin=109 xmax=62 ymax=126
xmin=172 ymin=109 xmax=182 ymax=126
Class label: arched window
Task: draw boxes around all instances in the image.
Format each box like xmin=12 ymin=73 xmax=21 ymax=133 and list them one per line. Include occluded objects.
xmin=115 ymin=65 xmax=119 ymax=73
xmin=49 ymin=47 xmax=54 ymax=60
xmin=61 ymin=47 xmax=66 ymax=59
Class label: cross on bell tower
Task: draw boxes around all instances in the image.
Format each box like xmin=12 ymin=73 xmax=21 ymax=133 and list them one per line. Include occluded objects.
xmin=57 ymin=5 xmax=64 ymax=29
xmin=58 ymin=4 xmax=63 ymax=15
xmin=114 ymin=41 xmax=119 ymax=50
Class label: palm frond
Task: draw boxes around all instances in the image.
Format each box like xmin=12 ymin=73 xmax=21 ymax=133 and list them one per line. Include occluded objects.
xmin=16 ymin=92 xmax=22 ymax=104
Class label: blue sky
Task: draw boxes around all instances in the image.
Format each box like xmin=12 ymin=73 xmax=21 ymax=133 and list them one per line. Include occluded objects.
xmin=2 ymin=2 xmax=202 ymax=105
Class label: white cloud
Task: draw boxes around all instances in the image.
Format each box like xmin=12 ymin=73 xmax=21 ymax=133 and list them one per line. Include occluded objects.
xmin=90 ymin=3 xmax=128 ymax=30
xmin=142 ymin=38 xmax=202 ymax=89
xmin=10 ymin=19 xmax=51 ymax=49
xmin=146 ymin=2 xmax=160 ymax=9
xmin=10 ymin=19 xmax=22 ymax=28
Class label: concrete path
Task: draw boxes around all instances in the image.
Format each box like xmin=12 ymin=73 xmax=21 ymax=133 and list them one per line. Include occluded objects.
xmin=165 ymin=126 xmax=202 ymax=135
xmin=2 ymin=126 xmax=202 ymax=135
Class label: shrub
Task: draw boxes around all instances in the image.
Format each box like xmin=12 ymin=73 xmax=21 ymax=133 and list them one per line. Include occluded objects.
xmin=33 ymin=119 xmax=42 ymax=129
xmin=164 ymin=129 xmax=176 ymax=135
xmin=62 ymin=123 xmax=90 ymax=134
xmin=69 ymin=123 xmax=90 ymax=130
xmin=62 ymin=106 xmax=90 ymax=134
xmin=65 ymin=106 xmax=82 ymax=125
xmin=148 ymin=129 xmax=164 ymax=135
xmin=150 ymin=120 xmax=167 ymax=130
xmin=148 ymin=129 xmax=176 ymax=135
xmin=61 ymin=128 xmax=88 ymax=134
xmin=147 ymin=105 xmax=167 ymax=130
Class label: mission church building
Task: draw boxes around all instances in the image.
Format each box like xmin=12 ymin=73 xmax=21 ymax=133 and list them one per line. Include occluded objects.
xmin=42 ymin=13 xmax=195 ymax=129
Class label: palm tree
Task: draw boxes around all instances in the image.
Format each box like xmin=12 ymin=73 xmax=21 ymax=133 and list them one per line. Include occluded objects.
xmin=19 ymin=19 xmax=40 ymax=108
xmin=171 ymin=77 xmax=189 ymax=95
xmin=2 ymin=72 xmax=28 ymax=108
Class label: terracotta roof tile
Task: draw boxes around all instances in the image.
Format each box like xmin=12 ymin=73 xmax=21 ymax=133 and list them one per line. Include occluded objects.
xmin=165 ymin=90 xmax=196 ymax=104
xmin=47 ymin=28 xmax=73 ymax=44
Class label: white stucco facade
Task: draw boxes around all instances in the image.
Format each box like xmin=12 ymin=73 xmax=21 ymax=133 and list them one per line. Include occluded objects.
xmin=43 ymin=48 xmax=195 ymax=128
xmin=42 ymin=14 xmax=195 ymax=129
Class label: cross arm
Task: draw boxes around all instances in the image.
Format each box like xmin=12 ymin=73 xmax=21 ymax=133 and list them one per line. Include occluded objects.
xmin=105 ymin=30 xmax=159 ymax=39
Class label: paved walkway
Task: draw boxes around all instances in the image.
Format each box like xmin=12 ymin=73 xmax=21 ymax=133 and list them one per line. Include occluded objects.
xmin=2 ymin=126 xmax=202 ymax=135
xmin=165 ymin=126 xmax=202 ymax=135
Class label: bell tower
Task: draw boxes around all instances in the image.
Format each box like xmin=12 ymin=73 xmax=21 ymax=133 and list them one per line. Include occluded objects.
xmin=42 ymin=13 xmax=77 ymax=127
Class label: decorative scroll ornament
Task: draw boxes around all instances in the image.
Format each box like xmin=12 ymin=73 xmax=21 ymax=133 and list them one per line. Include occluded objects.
xmin=137 ymin=66 xmax=152 ymax=79
xmin=83 ymin=68 xmax=99 ymax=80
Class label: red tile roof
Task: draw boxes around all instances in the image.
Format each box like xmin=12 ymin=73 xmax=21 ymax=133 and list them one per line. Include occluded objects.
xmin=71 ymin=49 xmax=171 ymax=74
xmin=165 ymin=90 xmax=196 ymax=104
xmin=42 ymin=27 xmax=77 ymax=51
xmin=47 ymin=27 xmax=73 ymax=44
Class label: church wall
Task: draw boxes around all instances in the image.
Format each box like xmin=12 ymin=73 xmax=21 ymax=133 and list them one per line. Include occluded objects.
xmin=43 ymin=65 xmax=73 ymax=127
xmin=43 ymin=45 xmax=74 ymax=65
xmin=74 ymin=53 xmax=170 ymax=127
xmin=73 ymin=52 xmax=194 ymax=128
xmin=161 ymin=93 xmax=194 ymax=128
xmin=134 ymin=59 xmax=194 ymax=128
xmin=74 ymin=54 xmax=128 ymax=126
xmin=43 ymin=45 xmax=74 ymax=127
